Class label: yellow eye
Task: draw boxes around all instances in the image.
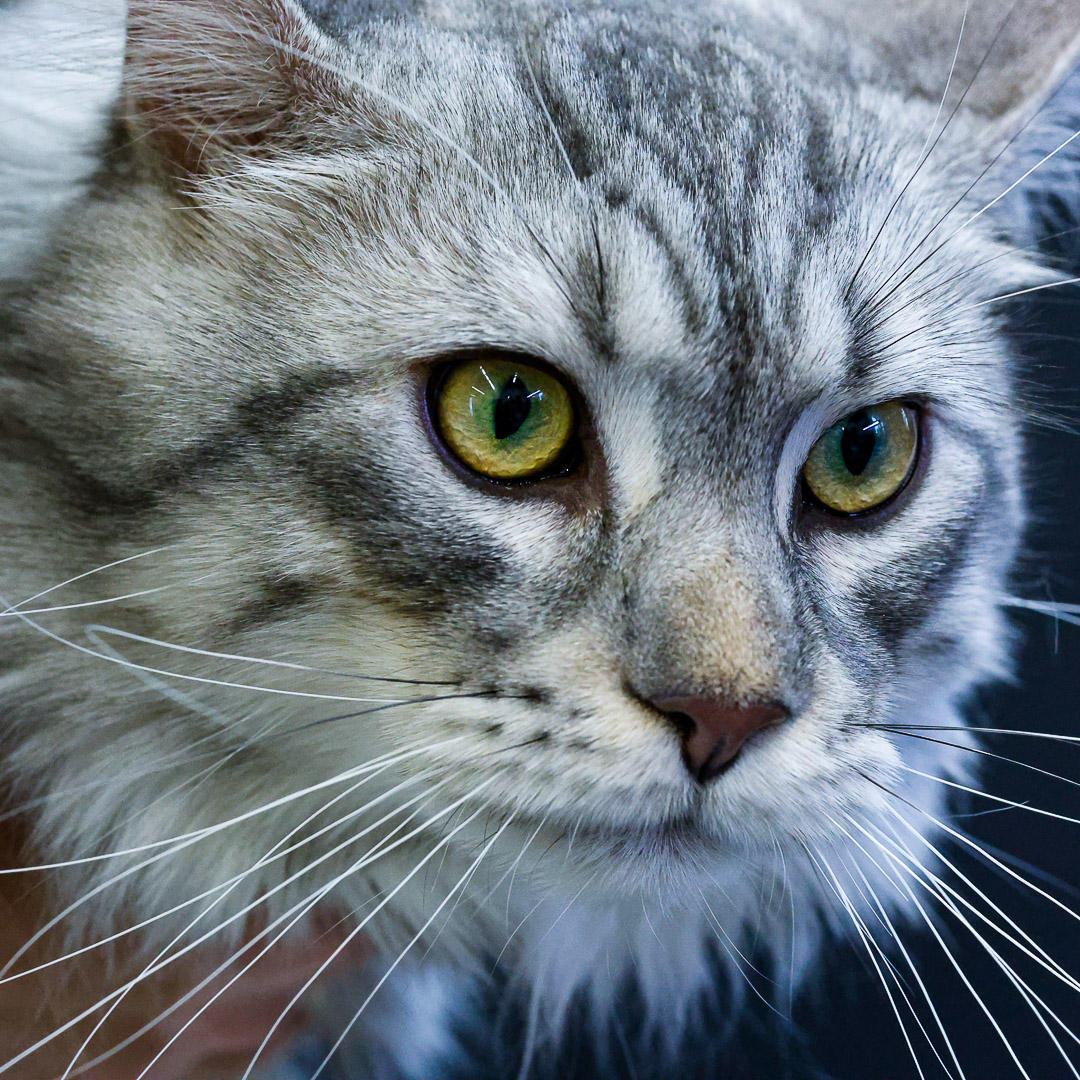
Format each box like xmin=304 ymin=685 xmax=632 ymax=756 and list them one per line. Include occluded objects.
xmin=803 ymin=401 xmax=919 ymax=514
xmin=434 ymin=356 xmax=576 ymax=481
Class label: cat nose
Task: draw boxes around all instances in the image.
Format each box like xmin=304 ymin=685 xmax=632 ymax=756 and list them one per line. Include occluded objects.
xmin=652 ymin=696 xmax=788 ymax=784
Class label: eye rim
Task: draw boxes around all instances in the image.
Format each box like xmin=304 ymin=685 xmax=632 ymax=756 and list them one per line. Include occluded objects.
xmin=799 ymin=399 xmax=924 ymax=520
xmin=422 ymin=350 xmax=585 ymax=488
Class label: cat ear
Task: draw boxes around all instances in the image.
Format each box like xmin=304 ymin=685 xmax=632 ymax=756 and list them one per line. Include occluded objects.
xmin=805 ymin=0 xmax=1080 ymax=121
xmin=124 ymin=0 xmax=349 ymax=177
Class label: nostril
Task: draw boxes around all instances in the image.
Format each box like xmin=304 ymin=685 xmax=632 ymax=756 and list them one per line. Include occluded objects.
xmin=664 ymin=710 xmax=696 ymax=740
xmin=652 ymin=696 xmax=788 ymax=785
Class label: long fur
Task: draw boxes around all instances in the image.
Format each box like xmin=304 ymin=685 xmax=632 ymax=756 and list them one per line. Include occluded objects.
xmin=1 ymin=1 xmax=1079 ymax=1077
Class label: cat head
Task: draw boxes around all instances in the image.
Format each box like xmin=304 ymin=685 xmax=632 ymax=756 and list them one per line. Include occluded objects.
xmin=2 ymin=0 xmax=1078 ymax=1030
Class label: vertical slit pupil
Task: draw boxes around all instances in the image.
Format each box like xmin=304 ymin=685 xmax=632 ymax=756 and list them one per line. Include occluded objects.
xmin=493 ymin=374 xmax=532 ymax=440
xmin=840 ymin=412 xmax=881 ymax=476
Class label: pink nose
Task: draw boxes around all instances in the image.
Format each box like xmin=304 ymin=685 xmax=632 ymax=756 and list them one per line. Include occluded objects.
xmin=652 ymin=696 xmax=788 ymax=784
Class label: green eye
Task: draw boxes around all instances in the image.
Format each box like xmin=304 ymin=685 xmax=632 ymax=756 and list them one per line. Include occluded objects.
xmin=434 ymin=357 xmax=576 ymax=481
xmin=803 ymin=400 xmax=919 ymax=515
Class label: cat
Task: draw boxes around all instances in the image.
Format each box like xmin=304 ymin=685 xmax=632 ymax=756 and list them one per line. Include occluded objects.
xmin=1 ymin=0 xmax=1079 ymax=1077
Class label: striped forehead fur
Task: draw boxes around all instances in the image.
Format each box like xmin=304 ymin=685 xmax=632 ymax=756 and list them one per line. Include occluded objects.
xmin=1 ymin=0 xmax=1078 ymax=1076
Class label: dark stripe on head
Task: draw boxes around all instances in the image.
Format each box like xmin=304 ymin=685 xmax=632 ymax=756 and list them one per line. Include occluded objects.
xmin=849 ymin=514 xmax=978 ymax=649
xmin=292 ymin=446 xmax=508 ymax=607
xmin=604 ymin=186 xmax=710 ymax=341
xmin=58 ymin=367 xmax=363 ymax=515
xmin=519 ymin=55 xmax=615 ymax=358
xmin=302 ymin=0 xmax=423 ymax=38
xmin=229 ymin=575 xmax=320 ymax=634
xmin=524 ymin=49 xmax=599 ymax=186
xmin=849 ymin=447 xmax=1011 ymax=649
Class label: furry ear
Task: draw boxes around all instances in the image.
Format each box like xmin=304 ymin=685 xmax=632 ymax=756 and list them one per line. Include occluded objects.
xmin=804 ymin=0 xmax=1080 ymax=121
xmin=124 ymin=0 xmax=349 ymax=177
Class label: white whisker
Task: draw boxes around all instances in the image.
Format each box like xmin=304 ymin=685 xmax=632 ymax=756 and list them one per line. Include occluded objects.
xmin=842 ymin=821 xmax=1035 ymax=1079
xmin=896 ymin=763 xmax=1080 ymax=827
xmin=870 ymin=726 xmax=1080 ymax=793
xmin=83 ymin=623 xmax=459 ymax=686
xmin=861 ymin=724 xmax=1080 ymax=744
xmin=17 ymin=766 xmax=441 ymax=994
xmin=0 ymin=548 xmax=175 ymax=615
xmin=1003 ymin=596 xmax=1080 ymax=626
xmin=802 ymin=843 xmax=931 ymax=1080
xmin=845 ymin=0 xmax=970 ymax=297
xmin=296 ymin=811 xmax=515 ymax=1080
xmin=0 ymin=745 xmax=462 ymax=991
xmin=129 ymin=789 xmax=494 ymax=1080
xmin=0 ymin=737 xmax=465 ymax=876
xmin=698 ymin=888 xmax=787 ymax=1021
xmin=971 ymin=274 xmax=1080 ymax=307
xmin=867 ymin=115 xmax=1080 ymax=318
xmin=962 ymin=123 xmax=1080 ymax=235
xmin=863 ymin=811 xmax=1080 ymax=994
xmin=0 ymin=584 xmax=179 ymax=616
xmin=67 ymin=784 xmax=455 ymax=1076
xmin=0 ymin=596 xmax=412 ymax=702
xmin=864 ymin=815 xmax=1080 ymax=1075
xmin=26 ymin=780 xmax=489 ymax=1078
xmin=59 ymin=771 xmax=436 ymax=1077
xmin=840 ymin=841 xmax=966 ymax=1080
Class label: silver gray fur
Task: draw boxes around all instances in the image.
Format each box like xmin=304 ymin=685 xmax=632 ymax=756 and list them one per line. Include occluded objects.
xmin=0 ymin=0 xmax=1078 ymax=1076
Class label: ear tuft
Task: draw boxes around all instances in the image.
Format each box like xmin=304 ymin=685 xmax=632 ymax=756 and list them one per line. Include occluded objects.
xmin=125 ymin=0 xmax=345 ymax=177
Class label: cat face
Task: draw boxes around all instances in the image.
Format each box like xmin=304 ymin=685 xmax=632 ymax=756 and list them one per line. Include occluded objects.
xmin=1 ymin=0 xmax=1076 ymax=1069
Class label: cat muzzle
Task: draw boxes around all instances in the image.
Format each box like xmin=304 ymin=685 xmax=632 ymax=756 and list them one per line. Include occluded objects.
xmin=651 ymin=697 xmax=789 ymax=784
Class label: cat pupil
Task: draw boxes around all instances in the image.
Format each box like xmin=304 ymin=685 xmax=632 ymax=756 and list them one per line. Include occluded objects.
xmin=840 ymin=412 xmax=881 ymax=476
xmin=493 ymin=374 xmax=532 ymax=440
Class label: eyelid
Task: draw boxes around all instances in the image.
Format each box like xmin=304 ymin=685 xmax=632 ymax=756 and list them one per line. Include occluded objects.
xmin=775 ymin=394 xmax=928 ymax=532
xmin=775 ymin=396 xmax=846 ymax=531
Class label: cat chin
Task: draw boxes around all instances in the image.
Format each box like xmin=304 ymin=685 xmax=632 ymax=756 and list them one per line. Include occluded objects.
xmin=319 ymin=694 xmax=966 ymax=1074
xmin=327 ymin=766 xmax=955 ymax=1078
